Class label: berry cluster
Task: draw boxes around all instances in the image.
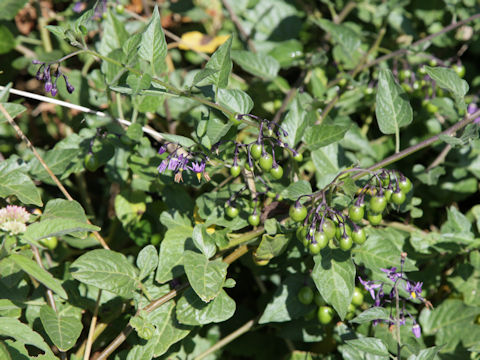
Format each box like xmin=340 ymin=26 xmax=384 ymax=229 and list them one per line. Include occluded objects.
xmin=32 ymin=60 xmax=75 ymax=96
xmin=297 ymin=285 xmax=364 ymax=324
xmin=215 ymin=114 xmax=302 ymax=182
xmin=292 ymin=169 xmax=413 ymax=255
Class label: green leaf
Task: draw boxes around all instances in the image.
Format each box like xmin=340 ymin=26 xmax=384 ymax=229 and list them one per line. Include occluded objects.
xmin=312 ymin=143 xmax=348 ymax=188
xmin=312 ymin=248 xmax=355 ymax=320
xmin=114 ymin=190 xmax=147 ymax=227
xmin=425 ymin=66 xmax=469 ymax=110
xmin=148 ymin=301 xmax=192 ymax=357
xmin=192 ymin=224 xmax=216 ymax=259
xmin=0 ymin=0 xmax=28 ymax=20
xmin=255 ymin=234 xmax=290 ymax=261
xmin=282 ymin=180 xmax=312 ymax=201
xmin=40 ymin=306 xmax=83 ymax=351
xmin=139 ymin=6 xmax=167 ymax=76
xmin=217 ymin=88 xmax=254 ymax=115
xmin=29 ymin=147 xmax=79 ymax=182
xmin=259 ymin=274 xmax=315 ymax=324
xmin=193 ymin=36 xmax=232 ymax=88
xmin=0 ymin=165 xmax=42 ymax=206
xmin=23 ymin=199 xmax=100 ymax=242
xmin=98 ymin=11 xmax=129 ymax=56
xmin=0 ymin=25 xmax=14 ymax=54
xmin=10 ymin=253 xmax=68 ymax=299
xmin=127 ymin=334 xmax=158 ymax=360
xmin=407 ymin=347 xmax=441 ymax=360
xmin=231 ymin=50 xmax=280 ymax=79
xmin=137 ymin=245 xmax=159 ymax=280
xmin=184 ymin=250 xmax=228 ymax=302
xmin=70 ymin=249 xmax=139 ymax=298
xmin=351 ymin=307 xmax=390 ymax=324
xmin=0 ymin=103 xmax=26 ymax=124
xmin=156 ymin=225 xmax=192 ymax=283
xmin=345 ymin=337 xmax=389 ymax=357
xmin=281 ymin=95 xmax=307 ymax=148
xmin=420 ymin=299 xmax=480 ymax=351
xmin=440 ymin=206 xmax=474 ymax=245
xmin=413 ymin=164 xmax=445 ymax=185
xmin=205 ymin=117 xmax=231 ymax=145
xmin=0 ymin=317 xmax=53 ymax=355
xmin=176 ymin=288 xmax=235 ymax=325
xmin=375 ymin=69 xmax=413 ymax=135
xmin=304 ymin=123 xmax=351 ymax=150
xmin=352 ymin=227 xmax=417 ymax=273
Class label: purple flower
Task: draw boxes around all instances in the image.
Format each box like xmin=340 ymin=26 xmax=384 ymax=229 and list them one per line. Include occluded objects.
xmin=412 ymin=323 xmax=421 ymax=338
xmin=468 ymin=103 xmax=480 ymax=124
xmin=158 ymin=145 xmax=167 ymax=155
xmin=405 ymin=281 xmax=423 ymax=300
xmin=45 ymin=81 xmax=53 ymax=93
xmin=189 ymin=161 xmax=205 ymax=173
xmin=381 ymin=267 xmax=402 ymax=282
xmin=66 ymin=83 xmax=75 ymax=94
xmin=358 ymin=277 xmax=382 ymax=300
xmin=168 ymin=157 xmax=180 ymax=171
xmin=157 ymin=160 xmax=168 ymax=173
xmin=51 ymin=87 xmax=58 ymax=96
xmin=73 ymin=2 xmax=85 ymax=13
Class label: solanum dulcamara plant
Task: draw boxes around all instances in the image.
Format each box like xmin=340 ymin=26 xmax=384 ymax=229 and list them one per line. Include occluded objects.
xmin=1 ymin=0 xmax=480 ymax=359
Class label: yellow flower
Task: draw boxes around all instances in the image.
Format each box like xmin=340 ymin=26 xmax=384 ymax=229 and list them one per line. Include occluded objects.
xmin=178 ymin=31 xmax=229 ymax=53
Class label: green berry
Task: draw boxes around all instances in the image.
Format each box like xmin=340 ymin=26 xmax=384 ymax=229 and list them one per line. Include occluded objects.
xmin=289 ymin=204 xmax=307 ymax=222
xmin=348 ymin=205 xmax=364 ymax=223
xmin=322 ymin=219 xmax=336 ymax=239
xmin=309 ymin=241 xmax=322 ymax=255
xmin=339 ymin=235 xmax=353 ymax=251
xmin=226 ymin=206 xmax=239 ymax=218
xmin=391 ymin=190 xmax=406 ymax=205
xmin=314 ymin=231 xmax=329 ymax=250
xmin=248 ymin=214 xmax=260 ymax=226
xmin=270 ymin=165 xmax=283 ymax=180
xmin=317 ymin=306 xmax=334 ymax=324
xmin=367 ymin=212 xmax=382 ymax=226
xmin=293 ymin=152 xmax=303 ymax=162
xmin=352 ymin=227 xmax=366 ymax=245
xmin=116 ymin=4 xmax=125 ymax=14
xmin=298 ymin=286 xmax=314 ymax=305
xmin=351 ymin=287 xmax=364 ymax=306
xmin=230 ymin=164 xmax=241 ymax=177
xmin=259 ymin=153 xmax=273 ymax=172
xmin=369 ymin=195 xmax=387 ymax=213
xmin=39 ymin=236 xmax=58 ymax=250
xmin=84 ymin=153 xmax=100 ymax=172
xmin=250 ymin=144 xmax=262 ymax=160
xmin=398 ymin=177 xmax=412 ymax=193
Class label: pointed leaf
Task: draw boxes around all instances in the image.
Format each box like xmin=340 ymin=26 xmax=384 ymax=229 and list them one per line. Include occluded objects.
xmin=176 ymin=288 xmax=235 ymax=325
xmin=0 ymin=317 xmax=53 ymax=355
xmin=255 ymin=234 xmax=290 ymax=261
xmin=184 ymin=250 xmax=228 ymax=302
xmin=40 ymin=306 xmax=83 ymax=351
xmin=282 ymin=96 xmax=307 ymax=148
xmin=312 ymin=248 xmax=355 ymax=320
xmin=231 ymin=50 xmax=280 ymax=79
xmin=425 ymin=66 xmax=469 ymax=110
xmin=259 ymin=274 xmax=315 ymax=324
xmin=345 ymin=337 xmax=389 ymax=357
xmin=0 ymin=103 xmax=26 ymax=123
xmin=217 ymin=88 xmax=253 ymax=115
xmin=98 ymin=11 xmax=129 ymax=55
xmin=10 ymin=253 xmax=68 ymax=299
xmin=70 ymin=249 xmax=139 ymax=298
xmin=0 ymin=167 xmax=42 ymax=206
xmin=156 ymin=225 xmax=192 ymax=283
xmin=193 ymin=36 xmax=232 ymax=88
xmin=304 ymin=123 xmax=351 ymax=150
xmin=351 ymin=307 xmax=390 ymax=324
xmin=375 ymin=69 xmax=413 ymax=135
xmin=139 ymin=6 xmax=167 ymax=76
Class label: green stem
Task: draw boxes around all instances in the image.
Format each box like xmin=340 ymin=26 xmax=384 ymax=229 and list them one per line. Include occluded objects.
xmin=220 ymin=227 xmax=265 ymax=251
xmin=395 ymin=126 xmax=400 ymax=154
xmin=352 ymin=108 xmax=480 ymax=179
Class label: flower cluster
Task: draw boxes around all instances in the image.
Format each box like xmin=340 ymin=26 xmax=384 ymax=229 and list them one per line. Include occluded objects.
xmin=358 ymin=253 xmax=430 ymax=339
xmin=0 ymin=205 xmax=30 ymax=235
xmin=32 ymin=60 xmax=75 ymax=96
xmin=157 ymin=144 xmax=210 ymax=183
